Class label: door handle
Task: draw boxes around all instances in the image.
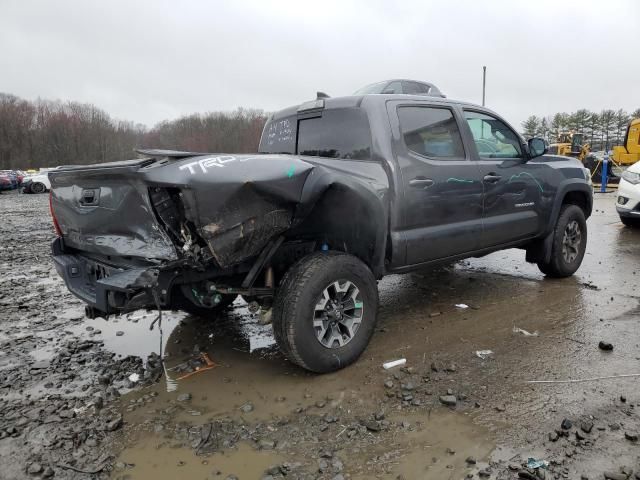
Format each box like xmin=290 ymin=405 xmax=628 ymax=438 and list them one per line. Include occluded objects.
xmin=483 ymin=174 xmax=502 ymax=183
xmin=409 ymin=178 xmax=434 ymax=188
xmin=80 ymin=188 xmax=100 ymax=206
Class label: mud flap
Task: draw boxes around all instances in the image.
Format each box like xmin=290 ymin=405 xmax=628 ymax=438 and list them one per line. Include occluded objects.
xmin=525 ymin=231 xmax=553 ymax=264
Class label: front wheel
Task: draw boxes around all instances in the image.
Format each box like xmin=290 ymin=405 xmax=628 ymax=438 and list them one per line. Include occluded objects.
xmin=620 ymin=216 xmax=640 ymax=228
xmin=273 ymin=252 xmax=379 ymax=373
xmin=537 ymin=204 xmax=587 ymax=278
xmin=30 ymin=182 xmax=46 ymax=194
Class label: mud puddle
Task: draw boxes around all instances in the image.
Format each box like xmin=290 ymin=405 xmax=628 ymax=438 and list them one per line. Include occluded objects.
xmin=113 ymin=441 xmax=282 ymax=480
xmin=354 ymin=411 xmax=494 ymax=479
xmin=113 ymin=408 xmax=495 ymax=480
xmin=61 ymin=299 xmax=276 ymax=365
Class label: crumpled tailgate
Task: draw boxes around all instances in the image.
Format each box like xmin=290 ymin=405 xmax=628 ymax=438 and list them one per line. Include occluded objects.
xmin=49 ymin=162 xmax=177 ymax=260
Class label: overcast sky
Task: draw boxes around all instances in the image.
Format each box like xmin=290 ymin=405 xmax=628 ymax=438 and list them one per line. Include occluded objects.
xmin=2 ymin=0 xmax=639 ymax=129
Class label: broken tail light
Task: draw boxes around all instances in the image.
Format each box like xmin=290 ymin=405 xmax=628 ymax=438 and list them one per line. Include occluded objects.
xmin=149 ymin=187 xmax=184 ymax=242
xmin=49 ymin=190 xmax=62 ymax=237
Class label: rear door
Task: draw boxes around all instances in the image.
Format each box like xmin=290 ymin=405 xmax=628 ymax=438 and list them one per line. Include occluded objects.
xmin=462 ymin=109 xmax=546 ymax=247
xmin=389 ymin=101 xmax=484 ymax=265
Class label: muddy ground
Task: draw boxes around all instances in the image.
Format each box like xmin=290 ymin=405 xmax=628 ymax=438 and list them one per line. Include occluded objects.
xmin=1 ymin=189 xmax=639 ymax=480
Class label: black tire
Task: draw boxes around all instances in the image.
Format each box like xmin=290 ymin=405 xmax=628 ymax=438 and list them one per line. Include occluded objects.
xmin=537 ymin=204 xmax=587 ymax=278
xmin=31 ymin=182 xmax=46 ymax=194
xmin=171 ymin=288 xmax=237 ymax=318
xmin=273 ymin=251 xmax=379 ymax=373
xmin=620 ymin=216 xmax=640 ymax=228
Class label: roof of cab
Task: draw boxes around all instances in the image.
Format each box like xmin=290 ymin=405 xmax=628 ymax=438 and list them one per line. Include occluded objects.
xmin=269 ymin=94 xmax=485 ymax=121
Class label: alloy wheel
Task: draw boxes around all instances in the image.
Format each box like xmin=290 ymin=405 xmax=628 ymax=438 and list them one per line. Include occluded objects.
xmin=562 ymin=220 xmax=582 ymax=263
xmin=313 ymin=280 xmax=364 ymax=349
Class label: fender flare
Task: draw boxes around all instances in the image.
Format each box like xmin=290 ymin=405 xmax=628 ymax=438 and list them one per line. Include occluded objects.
xmin=544 ymin=180 xmax=592 ymax=235
xmin=293 ymin=166 xmax=389 ymax=278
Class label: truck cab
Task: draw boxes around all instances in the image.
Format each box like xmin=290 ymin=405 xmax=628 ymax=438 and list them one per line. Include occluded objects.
xmin=259 ymin=94 xmax=591 ymax=273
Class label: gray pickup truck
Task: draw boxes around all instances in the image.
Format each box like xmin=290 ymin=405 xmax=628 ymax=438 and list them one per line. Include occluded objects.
xmin=49 ymin=93 xmax=593 ymax=373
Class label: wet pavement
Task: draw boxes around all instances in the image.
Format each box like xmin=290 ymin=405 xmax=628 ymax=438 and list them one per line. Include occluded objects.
xmin=1 ymin=189 xmax=639 ymax=479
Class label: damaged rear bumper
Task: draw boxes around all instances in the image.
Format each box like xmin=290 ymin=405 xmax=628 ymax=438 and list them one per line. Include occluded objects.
xmin=51 ymin=235 xmax=278 ymax=318
xmin=51 ymin=238 xmax=159 ymax=317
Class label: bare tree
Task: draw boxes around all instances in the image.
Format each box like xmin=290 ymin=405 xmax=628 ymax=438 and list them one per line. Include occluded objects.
xmin=0 ymin=93 xmax=267 ymax=169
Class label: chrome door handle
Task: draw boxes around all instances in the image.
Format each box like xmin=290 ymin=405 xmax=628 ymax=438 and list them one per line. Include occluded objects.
xmin=483 ymin=174 xmax=502 ymax=183
xmin=409 ymin=178 xmax=434 ymax=188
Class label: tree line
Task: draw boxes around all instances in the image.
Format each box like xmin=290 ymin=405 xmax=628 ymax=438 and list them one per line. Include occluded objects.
xmin=521 ymin=108 xmax=640 ymax=151
xmin=6 ymin=91 xmax=637 ymax=168
xmin=0 ymin=93 xmax=268 ymax=169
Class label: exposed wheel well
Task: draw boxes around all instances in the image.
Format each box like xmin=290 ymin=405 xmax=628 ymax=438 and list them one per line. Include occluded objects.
xmin=562 ymin=190 xmax=592 ymax=218
xmin=277 ymin=185 xmax=383 ymax=276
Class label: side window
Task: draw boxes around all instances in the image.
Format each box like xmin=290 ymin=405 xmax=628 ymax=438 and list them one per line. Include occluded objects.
xmin=397 ymin=106 xmax=465 ymax=159
xmin=296 ymin=108 xmax=372 ymax=160
xmin=464 ymin=111 xmax=523 ymax=159
xmin=383 ymin=81 xmax=403 ymax=94
xmin=259 ymin=116 xmax=296 ymax=154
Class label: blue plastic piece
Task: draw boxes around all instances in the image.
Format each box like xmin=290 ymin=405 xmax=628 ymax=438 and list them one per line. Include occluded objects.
xmin=526 ymin=457 xmax=549 ymax=469
xmin=601 ymin=152 xmax=609 ymax=193
xmin=321 ymin=243 xmax=329 ymax=252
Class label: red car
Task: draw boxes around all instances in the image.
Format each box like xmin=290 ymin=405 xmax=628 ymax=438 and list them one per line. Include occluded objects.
xmin=15 ymin=170 xmax=26 ymax=185
xmin=0 ymin=171 xmax=17 ymax=191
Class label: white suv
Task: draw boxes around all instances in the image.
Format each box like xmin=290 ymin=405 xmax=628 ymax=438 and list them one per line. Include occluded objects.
xmin=616 ymin=162 xmax=640 ymax=227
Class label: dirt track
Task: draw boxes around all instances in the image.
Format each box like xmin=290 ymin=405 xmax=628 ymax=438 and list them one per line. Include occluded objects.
xmin=1 ymin=189 xmax=640 ymax=480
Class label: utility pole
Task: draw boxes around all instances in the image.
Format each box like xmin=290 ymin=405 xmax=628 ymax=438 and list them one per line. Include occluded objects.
xmin=482 ymin=66 xmax=486 ymax=106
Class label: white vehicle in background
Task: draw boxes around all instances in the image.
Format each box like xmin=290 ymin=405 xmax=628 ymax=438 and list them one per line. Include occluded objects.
xmin=616 ymin=162 xmax=640 ymax=227
xmin=22 ymin=171 xmax=52 ymax=194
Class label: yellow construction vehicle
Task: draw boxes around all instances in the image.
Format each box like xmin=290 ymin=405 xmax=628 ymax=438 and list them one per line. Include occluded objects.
xmin=548 ymin=132 xmax=591 ymax=161
xmin=549 ymin=131 xmax=619 ymax=184
xmin=546 ymin=119 xmax=639 ymax=185
xmin=611 ymin=118 xmax=640 ymax=166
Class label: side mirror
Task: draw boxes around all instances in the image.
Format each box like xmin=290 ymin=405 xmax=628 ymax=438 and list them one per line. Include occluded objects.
xmin=528 ymin=137 xmax=547 ymax=158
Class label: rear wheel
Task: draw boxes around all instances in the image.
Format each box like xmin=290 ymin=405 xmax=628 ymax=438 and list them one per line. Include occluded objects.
xmin=537 ymin=204 xmax=587 ymax=278
xmin=273 ymin=251 xmax=378 ymax=373
xmin=620 ymin=216 xmax=640 ymax=228
xmin=31 ymin=182 xmax=46 ymax=194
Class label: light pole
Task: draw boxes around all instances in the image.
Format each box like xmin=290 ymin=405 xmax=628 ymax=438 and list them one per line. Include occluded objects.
xmin=482 ymin=66 xmax=486 ymax=106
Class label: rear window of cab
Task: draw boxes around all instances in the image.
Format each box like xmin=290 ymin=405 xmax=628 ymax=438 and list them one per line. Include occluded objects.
xmin=259 ymin=108 xmax=372 ymax=160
